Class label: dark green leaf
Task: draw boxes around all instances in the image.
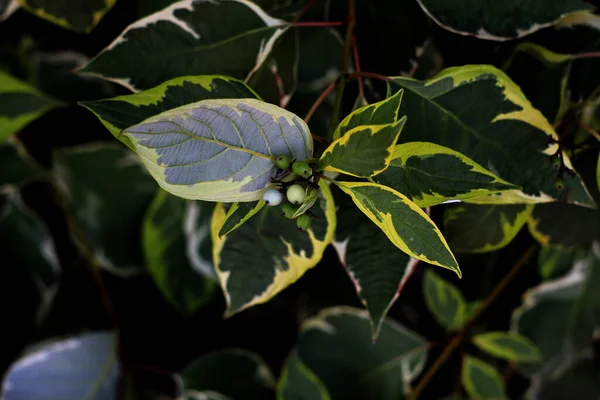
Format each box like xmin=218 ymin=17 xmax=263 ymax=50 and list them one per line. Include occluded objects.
xmin=181 ymin=349 xmax=275 ymax=400
xmin=219 ymin=201 xmax=265 ymax=238
xmin=121 ymin=98 xmax=312 ymax=203
xmin=388 ymin=65 xmax=594 ymax=207
xmin=292 ymin=186 xmax=319 ymax=218
xmin=332 ymin=185 xmax=417 ymax=339
xmin=443 ymin=204 xmax=533 ymax=253
xmin=1 ymin=332 xmax=119 ymax=399
xmin=18 ymin=0 xmax=116 ymax=33
xmin=211 ymin=180 xmax=336 ymax=316
xmin=0 ymin=69 xmax=61 ymax=141
xmin=0 ymin=139 xmax=45 ymax=188
xmin=423 ymin=269 xmax=466 ymax=331
xmin=533 ymin=357 xmax=600 ymax=400
xmin=320 ymin=120 xmax=405 ymax=178
xmin=472 ymin=331 xmax=543 ymax=363
xmin=80 ymin=75 xmax=261 ymax=151
xmin=0 ymin=190 xmax=59 ymax=324
xmin=335 ymin=181 xmax=460 ymax=275
xmin=375 ymin=142 xmax=520 ymax=207
xmin=296 ymin=307 xmax=428 ymax=400
xmin=53 ymin=144 xmax=156 ymax=275
xmin=537 ymin=244 xmax=588 ymax=280
xmin=142 ymin=189 xmax=217 ymax=316
xmin=528 ymin=202 xmax=600 ymax=248
xmin=79 ymin=0 xmax=288 ymax=91
xmin=277 ymin=352 xmax=331 ymax=400
xmin=461 ymin=356 xmax=505 ymax=400
xmin=416 ymin=0 xmax=591 ymax=40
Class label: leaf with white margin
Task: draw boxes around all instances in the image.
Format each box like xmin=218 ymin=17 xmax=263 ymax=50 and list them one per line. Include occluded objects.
xmin=1 ymin=331 xmax=119 ymax=400
xmin=296 ymin=306 xmax=428 ymax=400
xmin=0 ymin=0 xmax=19 ymax=22
xmin=211 ymin=179 xmax=336 ymax=316
xmin=78 ymin=0 xmax=288 ymax=92
xmin=122 ymin=98 xmax=313 ymax=203
xmin=416 ymin=0 xmax=591 ymax=41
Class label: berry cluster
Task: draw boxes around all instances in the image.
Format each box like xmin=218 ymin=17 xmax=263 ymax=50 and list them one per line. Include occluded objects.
xmin=262 ymin=155 xmax=318 ymax=231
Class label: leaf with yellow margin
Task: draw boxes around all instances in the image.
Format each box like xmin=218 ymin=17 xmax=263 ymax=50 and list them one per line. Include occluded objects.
xmin=334 ymin=181 xmax=460 ymax=276
xmin=18 ymin=0 xmax=116 ymax=33
xmin=211 ymin=179 xmax=336 ymax=316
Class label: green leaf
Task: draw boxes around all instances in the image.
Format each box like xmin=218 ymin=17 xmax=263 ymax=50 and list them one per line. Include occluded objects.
xmin=277 ymin=352 xmax=331 ymax=400
xmin=17 ymin=0 xmax=116 ymax=33
xmin=532 ymin=357 xmax=600 ymax=400
xmin=334 ymin=181 xmax=460 ymax=276
xmin=296 ymin=306 xmax=428 ymax=400
xmin=0 ymin=69 xmax=60 ymax=141
xmin=416 ymin=0 xmax=591 ymax=40
xmin=443 ymin=204 xmax=534 ymax=253
xmin=142 ymin=189 xmax=217 ymax=316
xmin=219 ymin=201 xmax=265 ymax=238
xmin=388 ymin=65 xmax=594 ymax=207
xmin=375 ymin=142 xmax=521 ymax=207
xmin=2 ymin=332 xmax=119 ymax=398
xmin=79 ymin=0 xmax=287 ymax=91
xmin=292 ymin=186 xmax=319 ymax=218
xmin=461 ymin=356 xmax=506 ymax=400
xmin=181 ymin=349 xmax=275 ymax=400
xmin=528 ymin=203 xmax=600 ymax=249
xmin=511 ymin=242 xmax=600 ymax=379
xmin=333 ymin=89 xmax=404 ymax=140
xmin=423 ymin=269 xmax=466 ymax=331
xmin=0 ymin=190 xmax=59 ymax=325
xmin=0 ymin=139 xmax=45 ymax=189
xmin=319 ymin=119 xmax=405 ymax=178
xmin=503 ymin=43 xmax=575 ymax=123
xmin=80 ymin=75 xmax=261 ymax=152
xmin=53 ymin=144 xmax=156 ymax=275
xmin=537 ymin=244 xmax=588 ymax=281
xmin=472 ymin=331 xmax=543 ymax=363
xmin=211 ymin=179 xmax=336 ymax=316
xmin=121 ymin=98 xmax=313 ymax=203
xmin=331 ymin=185 xmax=417 ymax=339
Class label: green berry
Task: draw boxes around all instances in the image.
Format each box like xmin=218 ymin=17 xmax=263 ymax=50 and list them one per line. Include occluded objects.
xmin=551 ymin=155 xmax=562 ymax=170
xmin=292 ymin=160 xmax=312 ymax=178
xmin=287 ymin=184 xmax=306 ymax=205
xmin=555 ymin=177 xmax=565 ymax=191
xmin=275 ymin=155 xmax=290 ymax=170
xmin=296 ymin=214 xmax=312 ymax=231
xmin=281 ymin=202 xmax=298 ymax=219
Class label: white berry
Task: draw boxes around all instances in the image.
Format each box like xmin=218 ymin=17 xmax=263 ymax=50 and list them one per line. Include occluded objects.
xmin=263 ymin=188 xmax=283 ymax=206
xmin=286 ymin=184 xmax=306 ymax=205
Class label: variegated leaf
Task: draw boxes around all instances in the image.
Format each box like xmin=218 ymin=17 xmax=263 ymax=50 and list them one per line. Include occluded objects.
xmin=122 ymin=98 xmax=313 ymax=202
xmin=17 ymin=0 xmax=116 ymax=33
xmin=79 ymin=0 xmax=288 ymax=92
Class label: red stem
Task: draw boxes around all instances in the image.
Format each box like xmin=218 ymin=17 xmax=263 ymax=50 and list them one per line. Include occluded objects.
xmin=289 ymin=21 xmax=346 ymax=27
xmin=304 ymin=79 xmax=338 ymax=124
xmin=352 ymin=35 xmax=366 ymax=104
xmin=573 ymin=51 xmax=600 ymax=60
xmin=347 ymin=71 xmax=391 ymax=82
xmin=293 ymin=0 xmax=317 ymax=22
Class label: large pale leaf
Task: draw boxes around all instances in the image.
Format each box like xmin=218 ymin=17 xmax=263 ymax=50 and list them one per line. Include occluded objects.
xmin=388 ymin=65 xmax=593 ymax=207
xmin=53 ymin=144 xmax=156 ymax=275
xmin=79 ymin=0 xmax=288 ymax=92
xmin=296 ymin=307 xmax=428 ymax=400
xmin=472 ymin=331 xmax=543 ymax=363
xmin=461 ymin=356 xmax=506 ymax=400
xmin=528 ymin=202 xmax=599 ymax=248
xmin=1 ymin=331 xmax=119 ymax=399
xmin=277 ymin=352 xmax=331 ymax=400
xmin=334 ymin=181 xmax=460 ymax=276
xmin=0 ymin=69 xmax=61 ymax=141
xmin=511 ymin=242 xmax=600 ymax=380
xmin=181 ymin=349 xmax=275 ymax=400
xmin=416 ymin=0 xmax=591 ymax=40
xmin=0 ymin=139 xmax=45 ymax=189
xmin=211 ymin=179 xmax=336 ymax=316
xmin=331 ymin=185 xmax=417 ymax=339
xmin=423 ymin=269 xmax=466 ymax=331
xmin=443 ymin=204 xmax=534 ymax=253
xmin=319 ymin=120 xmax=405 ymax=178
xmin=17 ymin=0 xmax=116 ymax=33
xmin=121 ymin=98 xmax=313 ymax=202
xmin=0 ymin=190 xmax=59 ymax=325
xmin=142 ymin=189 xmax=217 ymax=315
xmin=332 ymin=89 xmax=404 ymax=141
xmin=375 ymin=142 xmax=520 ymax=207
xmin=81 ymin=75 xmax=261 ymax=151
xmin=529 ymin=356 xmax=600 ymax=400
